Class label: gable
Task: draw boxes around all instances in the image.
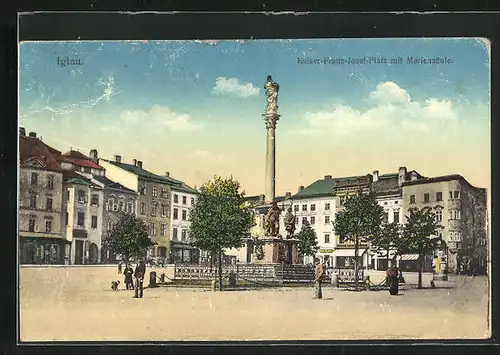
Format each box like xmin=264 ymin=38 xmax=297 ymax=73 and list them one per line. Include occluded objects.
xmin=21 ymin=157 xmax=48 ymax=169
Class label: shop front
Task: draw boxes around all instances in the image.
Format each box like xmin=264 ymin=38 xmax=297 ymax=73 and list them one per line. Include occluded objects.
xmin=170 ymin=241 xmax=200 ymax=264
xmin=20 ymin=237 xmax=68 ymax=265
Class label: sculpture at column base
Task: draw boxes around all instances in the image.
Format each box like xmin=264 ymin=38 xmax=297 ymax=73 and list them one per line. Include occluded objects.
xmin=251 ymin=237 xmax=300 ymax=265
xmin=264 ymin=201 xmax=282 ymax=237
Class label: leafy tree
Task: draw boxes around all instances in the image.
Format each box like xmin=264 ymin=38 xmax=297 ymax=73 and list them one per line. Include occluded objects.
xmin=332 ymin=191 xmax=384 ymax=289
xmin=368 ymin=221 xmax=403 ymax=268
xmin=401 ymin=207 xmax=442 ymax=289
xmin=101 ymin=212 xmax=155 ymax=263
xmin=295 ymin=220 xmax=319 ymax=261
xmin=188 ymin=175 xmax=254 ymax=291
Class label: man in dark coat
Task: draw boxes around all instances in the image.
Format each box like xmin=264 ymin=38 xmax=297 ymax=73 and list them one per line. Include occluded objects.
xmin=133 ymin=260 xmax=146 ymax=298
xmin=124 ymin=264 xmax=134 ymax=290
xmin=386 ymin=266 xmax=399 ymax=295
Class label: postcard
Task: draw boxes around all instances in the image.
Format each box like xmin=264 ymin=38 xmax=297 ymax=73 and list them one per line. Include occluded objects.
xmin=18 ymin=37 xmax=490 ymax=341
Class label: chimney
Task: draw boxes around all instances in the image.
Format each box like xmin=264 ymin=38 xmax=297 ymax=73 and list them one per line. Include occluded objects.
xmin=165 ymin=171 xmax=170 ymax=177
xmin=19 ymin=127 xmax=26 ymax=137
xmin=137 ymin=160 xmax=143 ymax=169
xmin=285 ymin=191 xmax=291 ymax=198
xmin=133 ymin=159 xmax=137 ymax=166
xmin=298 ymin=185 xmax=304 ymax=193
xmin=89 ymin=149 xmax=98 ymax=162
xmin=28 ymin=132 xmax=36 ymax=138
xmin=324 ymin=175 xmax=332 ymax=180
xmin=373 ymin=170 xmax=379 ymax=182
xmin=398 ymin=166 xmax=407 ymax=186
xmin=114 ymin=155 xmax=122 ymax=163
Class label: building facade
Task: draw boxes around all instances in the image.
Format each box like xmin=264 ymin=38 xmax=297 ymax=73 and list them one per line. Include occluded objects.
xmin=402 ymin=175 xmax=488 ymax=274
xmin=19 ymin=130 xmax=69 ymax=264
xmin=99 ymin=155 xmax=196 ymax=260
xmin=170 ymin=183 xmax=198 ymax=264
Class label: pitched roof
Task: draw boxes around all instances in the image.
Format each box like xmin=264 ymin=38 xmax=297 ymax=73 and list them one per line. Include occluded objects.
xmin=172 ymin=182 xmax=198 ymax=194
xmin=103 ymin=160 xmax=182 ymax=185
xmin=402 ymin=174 xmax=480 ymax=190
xmin=92 ymin=175 xmax=137 ymax=194
xmin=19 ymin=136 xmax=62 ymax=172
xmin=62 ymin=170 xmax=93 ymax=186
xmin=293 ymin=178 xmax=336 ymax=199
xmin=62 ymin=150 xmax=104 ymax=170
xmin=373 ymin=176 xmax=400 ymax=196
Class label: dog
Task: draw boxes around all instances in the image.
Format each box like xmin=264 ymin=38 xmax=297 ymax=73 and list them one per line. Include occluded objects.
xmin=111 ymin=280 xmax=120 ymax=291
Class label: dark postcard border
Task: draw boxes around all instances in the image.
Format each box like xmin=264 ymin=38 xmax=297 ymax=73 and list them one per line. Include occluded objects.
xmin=4 ymin=10 xmax=499 ymax=355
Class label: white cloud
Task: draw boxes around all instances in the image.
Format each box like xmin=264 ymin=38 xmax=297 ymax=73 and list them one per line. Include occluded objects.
xmin=297 ymin=81 xmax=459 ymax=136
xmin=212 ymin=77 xmax=260 ymax=98
xmin=370 ymin=81 xmax=411 ymax=104
xmin=118 ymin=105 xmax=202 ymax=132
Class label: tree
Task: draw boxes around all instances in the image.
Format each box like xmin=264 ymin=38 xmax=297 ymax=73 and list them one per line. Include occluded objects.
xmin=188 ymin=175 xmax=254 ymax=291
xmin=295 ymin=221 xmax=319 ymax=262
xmin=332 ymin=191 xmax=384 ymax=289
xmin=101 ymin=212 xmax=156 ymax=263
xmin=368 ymin=221 xmax=403 ymax=269
xmin=401 ymin=207 xmax=442 ymax=289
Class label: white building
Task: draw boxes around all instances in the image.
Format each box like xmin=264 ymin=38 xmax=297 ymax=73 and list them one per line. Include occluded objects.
xmin=170 ymin=183 xmax=199 ymax=264
xmin=370 ymin=167 xmax=424 ymax=270
xmin=291 ymin=175 xmax=340 ymax=265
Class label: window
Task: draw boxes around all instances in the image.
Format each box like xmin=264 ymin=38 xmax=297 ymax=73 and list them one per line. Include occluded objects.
xmin=310 ymin=204 xmax=316 ymax=212
xmin=181 ymin=229 xmax=187 ymax=241
xmin=140 ymin=202 xmax=146 ymax=215
xmin=191 ymin=197 xmax=195 ymax=205
xmin=302 ymin=217 xmax=308 ymax=224
xmin=151 ymin=203 xmax=158 ymax=216
xmin=91 ymin=215 xmax=98 ymax=229
xmin=45 ymin=221 xmax=52 ymax=233
xmin=449 ymin=191 xmax=453 ymax=199
xmin=152 ymin=186 xmax=158 ymax=197
xmin=393 ymin=211 xmax=400 ymax=224
xmin=410 ymin=195 xmax=415 ymax=204
xmin=173 ymin=208 xmax=178 ymax=220
xmin=325 ymin=216 xmax=330 ymax=224
xmin=294 ymin=205 xmax=299 ymax=212
xmin=150 ymin=223 xmax=156 ymax=236
xmin=173 ymin=227 xmax=178 ymax=240
xmin=83 ymin=167 xmax=91 ymax=174
xmin=77 ymin=190 xmax=86 ymax=204
xmin=161 ymin=224 xmax=166 ymax=237
xmin=384 ymin=201 xmax=388 ymax=205
xmin=46 ymin=197 xmax=53 ymax=211
xmin=436 ymin=192 xmax=443 ymax=201
xmin=47 ymin=175 xmax=54 ymax=189
xmin=295 ymin=218 xmax=299 ymax=225
xmin=139 ymin=185 xmax=146 ymax=196
xmin=67 ymin=191 xmax=70 ymax=202
xmin=91 ymin=194 xmax=99 ymax=206
xmin=302 ymin=204 xmax=307 ymax=212
xmin=108 ymin=220 xmax=113 ymax=231
xmin=119 ymin=201 xmax=125 ymax=212
xmin=182 ymin=210 xmax=187 ymax=221
xmin=127 ymin=203 xmax=133 ymax=213
xmin=325 ymin=203 xmax=330 ymax=211
xmin=324 ymin=234 xmax=330 ymax=244
xmin=161 ymin=188 xmax=168 ymax=198
xmin=182 ymin=196 xmax=187 ymax=205
xmin=28 ymin=217 xmax=36 ymax=232
xmin=454 ymin=191 xmax=460 ymax=199
xmin=161 ymin=204 xmax=167 ymax=217
xmin=77 ymin=212 xmax=85 ymax=227
xmin=450 ymin=210 xmax=461 ymax=220
xmin=424 ymin=193 xmax=430 ymax=203
xmin=107 ymin=199 xmax=113 ymax=211
xmin=113 ymin=203 xmax=119 ymax=212
xmin=310 ymin=216 xmax=316 ymax=225
xmin=174 ymin=194 xmax=179 ymax=203
xmin=435 ymin=210 xmax=443 ymax=222
xmin=65 ymin=212 xmax=68 ymax=226
xmin=30 ymin=173 xmax=38 ymax=185
xmin=30 ymin=195 xmax=37 ymax=209
xmin=394 ymin=201 xmax=398 ymax=205
xmin=384 ymin=212 xmax=389 ymax=223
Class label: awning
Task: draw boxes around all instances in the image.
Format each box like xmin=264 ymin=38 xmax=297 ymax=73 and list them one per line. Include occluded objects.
xmin=398 ymin=254 xmax=419 ymax=261
xmin=332 ymin=249 xmax=367 ymax=257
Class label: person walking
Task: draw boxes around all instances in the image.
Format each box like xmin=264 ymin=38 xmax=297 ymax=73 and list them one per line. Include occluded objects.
xmin=386 ymin=265 xmax=399 ymax=295
xmin=124 ymin=263 xmax=134 ymax=290
xmin=133 ymin=260 xmax=146 ymax=298
xmin=314 ymin=258 xmax=324 ymax=299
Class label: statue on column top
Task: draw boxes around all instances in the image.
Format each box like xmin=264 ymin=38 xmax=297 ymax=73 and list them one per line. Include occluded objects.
xmin=264 ymin=75 xmax=279 ymax=115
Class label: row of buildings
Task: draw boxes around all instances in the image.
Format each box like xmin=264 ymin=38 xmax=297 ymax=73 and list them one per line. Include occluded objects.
xmin=19 ymin=128 xmax=488 ymax=274
xmin=231 ymin=166 xmax=488 ymax=275
xmin=18 ymin=128 xmax=198 ymax=265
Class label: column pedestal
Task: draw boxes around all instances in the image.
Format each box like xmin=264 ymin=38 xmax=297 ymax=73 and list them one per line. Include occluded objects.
xmin=252 ymin=238 xmax=299 ymax=264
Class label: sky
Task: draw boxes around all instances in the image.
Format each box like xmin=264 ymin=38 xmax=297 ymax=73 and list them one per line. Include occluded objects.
xmin=19 ymin=38 xmax=491 ymax=197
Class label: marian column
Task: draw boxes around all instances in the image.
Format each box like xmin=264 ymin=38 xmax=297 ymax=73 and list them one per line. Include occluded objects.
xmin=263 ymin=75 xmax=280 ymax=204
